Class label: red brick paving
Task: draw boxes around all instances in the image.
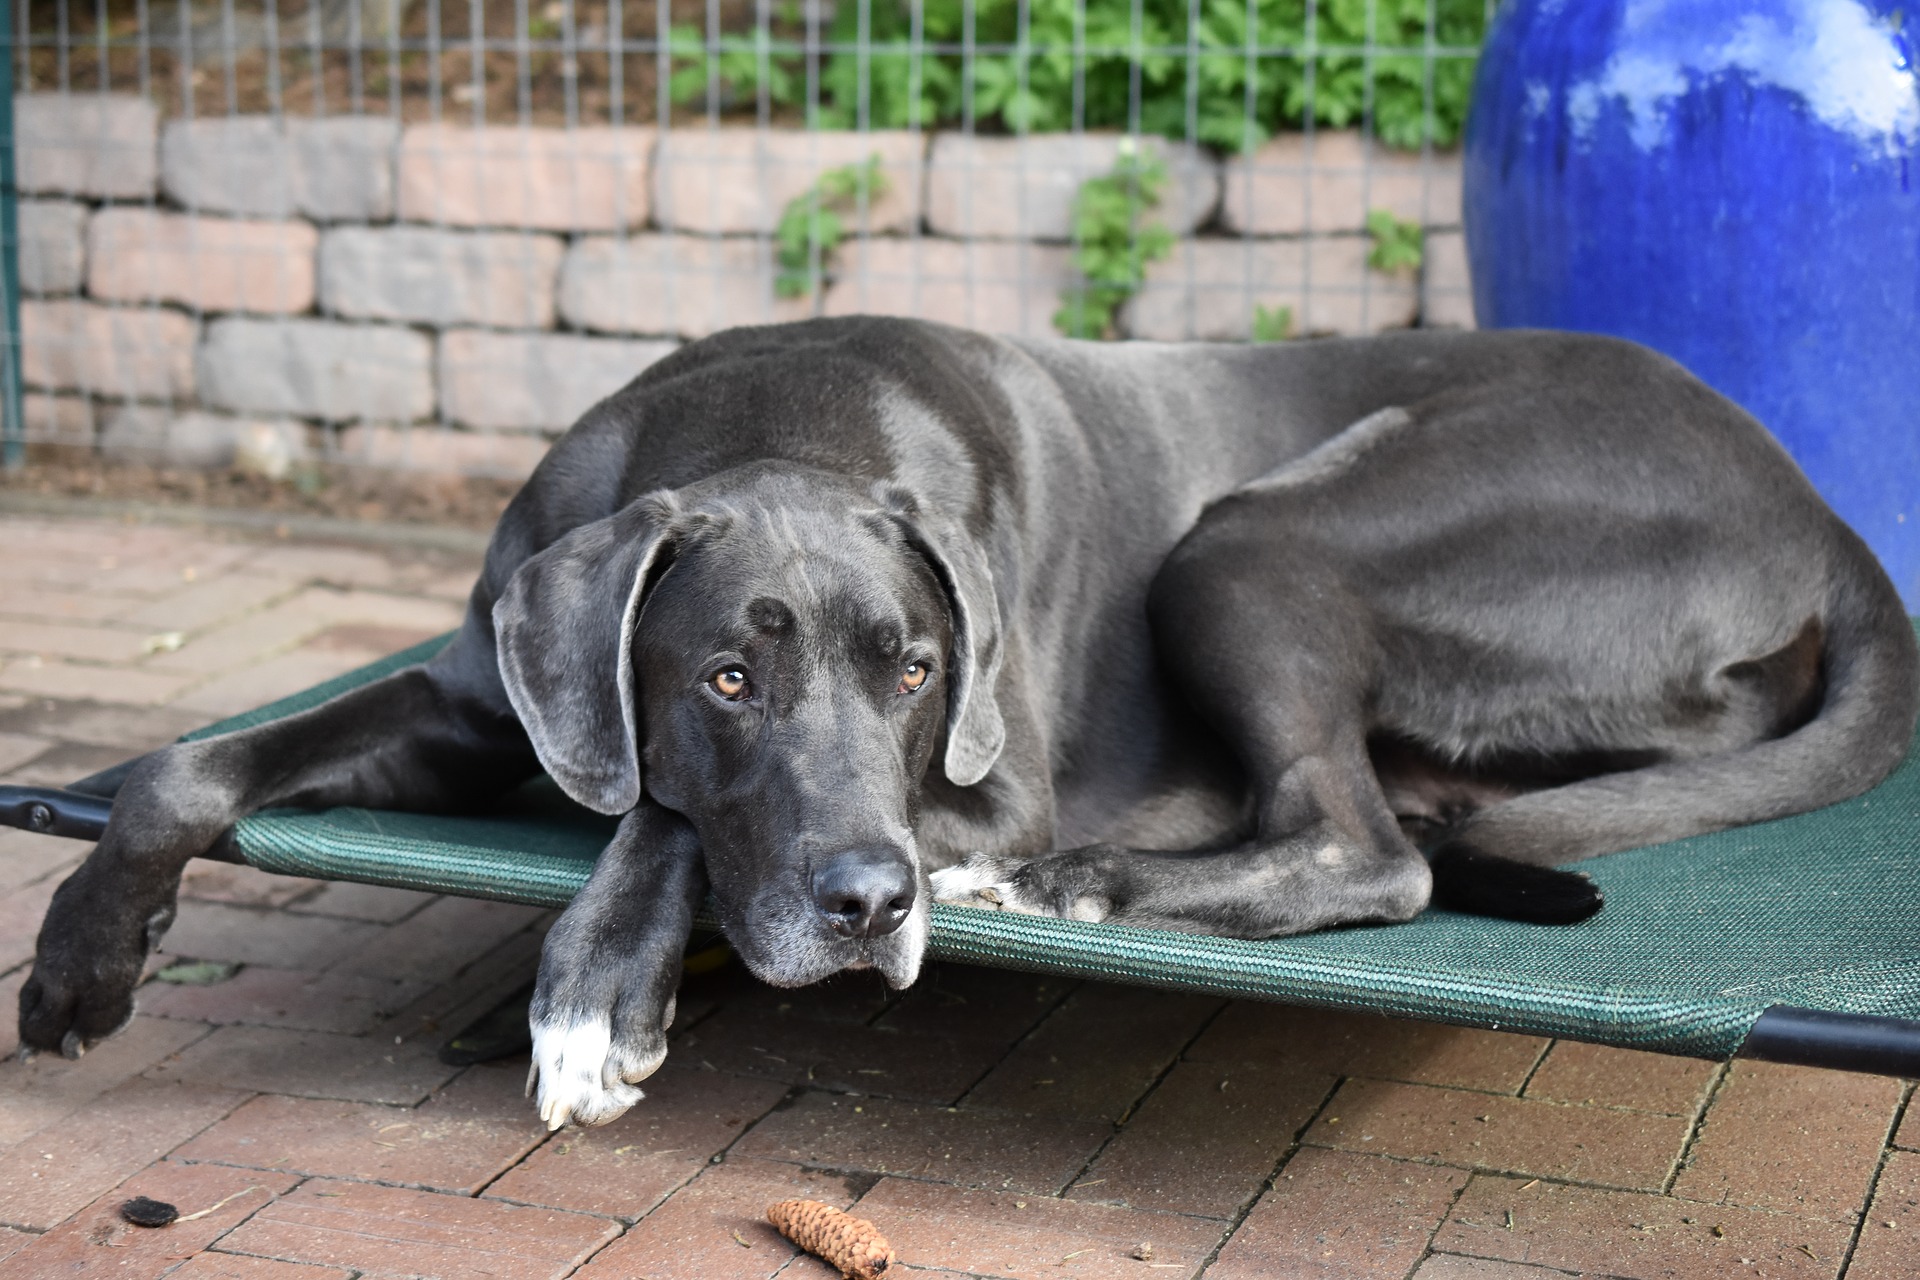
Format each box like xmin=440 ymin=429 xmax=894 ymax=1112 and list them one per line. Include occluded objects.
xmin=0 ymin=1015 xmax=210 ymax=1146
xmin=1524 ymin=1040 xmax=1721 ymax=1115
xmin=1411 ymin=1257 xmax=1587 ymax=1279
xmin=159 ymin=900 xmax=386 ymax=971
xmin=485 ymin=1068 xmax=792 ymax=1219
xmin=1670 ymin=1060 xmax=1905 ymax=1220
xmin=1897 ymin=1101 xmax=1920 ymax=1152
xmin=1846 ymin=1149 xmax=1920 ymax=1280
xmin=138 ymin=964 xmax=433 ymax=1036
xmin=173 ymin=1063 xmax=547 ymax=1194
xmin=214 ymin=1178 xmax=619 ymax=1278
xmin=0 ymin=1078 xmax=249 ymax=1230
xmin=1306 ymin=1076 xmax=1694 ymax=1190
xmin=1066 ymin=1057 xmax=1335 ymax=1217
xmin=165 ymin=1253 xmax=357 ymax=1279
xmin=1206 ymin=1147 xmax=1468 ymax=1279
xmin=1187 ymin=1002 xmax=1554 ymax=1093
xmin=568 ymin=1159 xmax=856 ymax=1280
xmin=0 ymin=510 xmax=1913 ymax=1278
xmin=6 ymin=1161 xmax=298 ymax=1277
xmin=142 ymin=1023 xmax=463 ymax=1104
xmin=855 ymin=1176 xmax=1226 ymax=1278
xmin=675 ymin=1003 xmax=1009 ymax=1103
xmin=731 ymin=1090 xmax=1112 ymax=1193
xmin=962 ymin=984 xmax=1222 ymax=1123
xmin=1435 ymin=1173 xmax=1856 ymax=1279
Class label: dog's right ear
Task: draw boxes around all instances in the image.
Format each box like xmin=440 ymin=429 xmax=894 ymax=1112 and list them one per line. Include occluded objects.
xmin=492 ymin=492 xmax=680 ymax=816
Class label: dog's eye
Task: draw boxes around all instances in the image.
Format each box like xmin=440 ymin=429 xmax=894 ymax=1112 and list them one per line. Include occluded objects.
xmin=710 ymin=668 xmax=751 ymax=701
xmin=898 ymin=662 xmax=929 ymax=694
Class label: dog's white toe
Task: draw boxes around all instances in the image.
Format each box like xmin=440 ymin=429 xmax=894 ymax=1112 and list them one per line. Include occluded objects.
xmin=931 ymin=854 xmax=1014 ymax=907
xmin=529 ymin=1018 xmax=647 ymax=1130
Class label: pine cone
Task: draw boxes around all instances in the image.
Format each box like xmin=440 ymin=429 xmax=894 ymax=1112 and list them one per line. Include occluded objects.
xmin=766 ymin=1198 xmax=896 ymax=1279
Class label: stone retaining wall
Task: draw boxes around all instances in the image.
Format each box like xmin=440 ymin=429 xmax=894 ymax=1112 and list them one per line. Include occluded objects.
xmin=13 ymin=94 xmax=1473 ymax=478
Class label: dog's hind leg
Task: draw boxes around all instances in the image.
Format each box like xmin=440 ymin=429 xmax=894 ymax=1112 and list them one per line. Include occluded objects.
xmin=18 ymin=628 xmax=539 ymax=1058
xmin=528 ymin=800 xmax=705 ymax=1130
xmin=938 ymin=553 xmax=1440 ymax=935
xmin=1438 ymin=560 xmax=1919 ymax=871
xmin=933 ymin=709 xmax=1442 ymax=935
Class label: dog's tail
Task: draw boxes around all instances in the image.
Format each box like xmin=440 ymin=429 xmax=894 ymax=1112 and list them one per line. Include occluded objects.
xmin=1432 ymin=548 xmax=1918 ymax=917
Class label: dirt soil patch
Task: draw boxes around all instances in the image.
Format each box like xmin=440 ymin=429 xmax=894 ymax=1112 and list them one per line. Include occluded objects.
xmin=2 ymin=459 xmax=521 ymax=533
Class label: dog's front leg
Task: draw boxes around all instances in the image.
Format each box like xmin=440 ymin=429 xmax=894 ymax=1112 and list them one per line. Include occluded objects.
xmin=20 ymin=661 xmax=537 ymax=1060
xmin=528 ymin=800 xmax=705 ymax=1130
xmin=19 ymin=744 xmax=234 ymax=1058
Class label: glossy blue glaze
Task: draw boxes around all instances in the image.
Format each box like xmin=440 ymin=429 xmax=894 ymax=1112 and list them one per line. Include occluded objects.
xmin=1464 ymin=0 xmax=1920 ymax=607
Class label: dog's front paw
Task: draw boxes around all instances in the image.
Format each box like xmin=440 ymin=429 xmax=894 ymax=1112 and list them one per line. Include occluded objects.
xmin=18 ymin=875 xmax=170 ymax=1059
xmin=932 ymin=852 xmax=1027 ymax=910
xmin=527 ymin=999 xmax=671 ymax=1130
xmin=930 ymin=852 xmax=1109 ymax=923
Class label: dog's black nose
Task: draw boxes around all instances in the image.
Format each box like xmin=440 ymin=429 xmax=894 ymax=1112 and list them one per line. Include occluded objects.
xmin=812 ymin=848 xmax=916 ymax=938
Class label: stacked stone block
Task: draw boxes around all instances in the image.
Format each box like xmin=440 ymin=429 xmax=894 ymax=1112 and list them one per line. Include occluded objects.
xmin=10 ymin=92 xmax=1470 ymax=479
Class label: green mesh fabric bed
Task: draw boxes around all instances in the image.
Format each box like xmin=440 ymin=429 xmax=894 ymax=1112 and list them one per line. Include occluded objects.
xmin=5 ymin=632 xmax=1918 ymax=1073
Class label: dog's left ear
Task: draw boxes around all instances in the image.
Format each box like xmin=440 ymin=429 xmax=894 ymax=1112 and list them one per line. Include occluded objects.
xmin=874 ymin=483 xmax=1007 ymax=786
xmin=492 ymin=492 xmax=681 ymax=815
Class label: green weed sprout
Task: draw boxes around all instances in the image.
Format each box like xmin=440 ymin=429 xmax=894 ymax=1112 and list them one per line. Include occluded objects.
xmin=775 ymin=156 xmax=890 ymax=300
xmin=1054 ymin=144 xmax=1177 ymax=340
xmin=1365 ymin=208 xmax=1425 ymax=274
xmin=1251 ymin=304 xmax=1294 ymax=343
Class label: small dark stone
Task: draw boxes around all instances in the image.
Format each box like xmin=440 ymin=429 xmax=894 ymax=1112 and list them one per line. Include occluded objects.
xmin=119 ymin=1196 xmax=179 ymax=1228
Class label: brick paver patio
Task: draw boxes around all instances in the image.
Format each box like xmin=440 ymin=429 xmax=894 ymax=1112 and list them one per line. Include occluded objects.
xmin=0 ymin=508 xmax=1914 ymax=1279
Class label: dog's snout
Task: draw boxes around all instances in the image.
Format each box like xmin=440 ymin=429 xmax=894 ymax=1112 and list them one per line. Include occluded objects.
xmin=811 ymin=848 xmax=916 ymax=939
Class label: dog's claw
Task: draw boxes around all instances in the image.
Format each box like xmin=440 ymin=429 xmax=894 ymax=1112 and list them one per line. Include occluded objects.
xmin=59 ymin=1030 xmax=86 ymax=1061
xmin=527 ymin=1017 xmax=656 ymax=1130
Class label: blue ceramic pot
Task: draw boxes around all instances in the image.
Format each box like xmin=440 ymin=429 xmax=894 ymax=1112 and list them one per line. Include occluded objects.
xmin=1464 ymin=0 xmax=1920 ymax=607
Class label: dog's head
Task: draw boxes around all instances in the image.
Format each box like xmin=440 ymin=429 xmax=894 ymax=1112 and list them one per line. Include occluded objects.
xmin=491 ymin=464 xmax=1004 ymax=989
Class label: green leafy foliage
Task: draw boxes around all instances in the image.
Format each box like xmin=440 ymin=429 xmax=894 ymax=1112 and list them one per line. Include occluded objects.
xmin=1364 ymin=207 xmax=1424 ymax=273
xmin=668 ymin=0 xmax=1485 ymax=150
xmin=776 ymin=155 xmax=890 ymax=299
xmin=1251 ymin=303 xmax=1295 ymax=342
xmin=1054 ymin=147 xmax=1176 ymax=339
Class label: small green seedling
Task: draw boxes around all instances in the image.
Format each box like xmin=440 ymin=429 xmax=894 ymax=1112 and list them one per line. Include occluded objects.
xmin=775 ymin=155 xmax=890 ymax=299
xmin=1054 ymin=142 xmax=1176 ymax=340
xmin=1366 ymin=208 xmax=1425 ymax=274
xmin=1251 ymin=304 xmax=1294 ymax=343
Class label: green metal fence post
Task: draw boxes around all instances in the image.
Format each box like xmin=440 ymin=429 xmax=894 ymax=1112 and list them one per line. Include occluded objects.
xmin=0 ymin=0 xmax=21 ymax=471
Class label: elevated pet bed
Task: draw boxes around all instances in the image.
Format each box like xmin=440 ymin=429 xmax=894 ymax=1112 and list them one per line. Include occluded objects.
xmin=5 ymin=631 xmax=1918 ymax=1076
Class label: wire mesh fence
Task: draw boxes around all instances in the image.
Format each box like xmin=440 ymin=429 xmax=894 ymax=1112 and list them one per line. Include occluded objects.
xmin=5 ymin=0 xmax=1484 ymax=478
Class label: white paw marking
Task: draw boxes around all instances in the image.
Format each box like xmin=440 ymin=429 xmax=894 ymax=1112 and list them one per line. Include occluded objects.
xmin=527 ymin=1018 xmax=662 ymax=1131
xmin=930 ymin=859 xmax=999 ymax=903
xmin=930 ymin=854 xmax=1065 ymax=919
xmin=1065 ymin=896 xmax=1109 ymax=923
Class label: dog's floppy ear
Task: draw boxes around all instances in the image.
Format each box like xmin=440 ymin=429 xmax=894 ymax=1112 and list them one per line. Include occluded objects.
xmin=493 ymin=492 xmax=681 ymax=815
xmin=875 ymin=483 xmax=1006 ymax=786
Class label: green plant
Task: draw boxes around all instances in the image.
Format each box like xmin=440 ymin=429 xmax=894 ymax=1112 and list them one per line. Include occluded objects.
xmin=528 ymin=0 xmax=565 ymax=41
xmin=1251 ymin=303 xmax=1295 ymax=342
xmin=1054 ymin=145 xmax=1176 ymax=340
xmin=668 ymin=19 xmax=803 ymax=112
xmin=775 ymin=155 xmax=890 ymax=299
xmin=667 ymin=0 xmax=1486 ymax=150
xmin=1365 ymin=207 xmax=1424 ymax=273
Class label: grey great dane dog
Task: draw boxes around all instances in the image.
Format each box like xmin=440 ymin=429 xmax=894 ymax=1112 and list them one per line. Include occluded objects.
xmin=19 ymin=317 xmax=1919 ymax=1130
